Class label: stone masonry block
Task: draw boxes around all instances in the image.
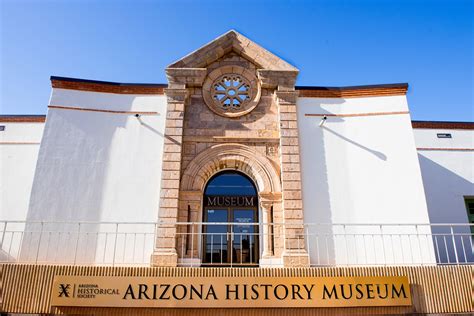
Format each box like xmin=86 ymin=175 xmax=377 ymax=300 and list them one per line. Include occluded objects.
xmin=162 ymin=161 xmax=181 ymax=171
xmin=282 ymin=181 xmax=301 ymax=191
xmin=161 ymin=179 xmax=180 ymax=189
xmin=283 ymin=199 xmax=303 ymax=210
xmin=161 ymin=170 xmax=180 ymax=180
xmin=163 ymin=152 xmax=181 ymax=162
xmin=282 ymin=172 xmax=301 ymax=181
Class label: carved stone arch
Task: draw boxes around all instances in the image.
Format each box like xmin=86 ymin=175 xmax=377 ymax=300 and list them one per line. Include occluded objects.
xmin=181 ymin=143 xmax=281 ymax=194
xmin=178 ymin=143 xmax=283 ymax=263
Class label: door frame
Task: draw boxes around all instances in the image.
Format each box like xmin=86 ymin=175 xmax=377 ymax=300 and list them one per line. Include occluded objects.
xmin=202 ymin=206 xmax=259 ymax=266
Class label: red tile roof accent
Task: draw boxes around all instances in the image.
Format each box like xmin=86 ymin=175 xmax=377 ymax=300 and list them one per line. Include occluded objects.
xmin=296 ymin=83 xmax=408 ymax=98
xmin=0 ymin=115 xmax=46 ymax=123
xmin=51 ymin=76 xmax=166 ymax=95
xmin=412 ymin=121 xmax=474 ymax=130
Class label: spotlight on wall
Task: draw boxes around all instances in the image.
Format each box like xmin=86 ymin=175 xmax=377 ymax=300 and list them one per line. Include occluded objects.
xmin=319 ymin=116 xmax=327 ymax=127
xmin=135 ymin=113 xmax=144 ymax=125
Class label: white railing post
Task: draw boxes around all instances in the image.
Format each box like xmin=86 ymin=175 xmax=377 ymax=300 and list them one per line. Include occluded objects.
xmin=451 ymin=225 xmax=459 ymax=264
xmin=230 ymin=224 xmax=233 ymax=267
xmin=190 ymin=223 xmax=195 ymax=267
xmin=35 ymin=221 xmax=44 ymax=264
xmin=416 ymin=224 xmax=423 ymax=266
xmin=0 ymin=221 xmax=7 ymax=249
xmin=379 ymin=225 xmax=386 ymax=266
xmin=343 ymin=224 xmax=348 ymax=265
xmin=73 ymin=223 xmax=81 ymax=265
xmin=305 ymin=226 xmax=310 ymax=266
xmin=460 ymin=235 xmax=467 ymax=264
xmin=112 ymin=223 xmax=119 ymax=266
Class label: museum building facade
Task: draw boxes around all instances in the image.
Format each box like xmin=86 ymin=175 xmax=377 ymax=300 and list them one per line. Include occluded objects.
xmin=0 ymin=30 xmax=473 ymax=315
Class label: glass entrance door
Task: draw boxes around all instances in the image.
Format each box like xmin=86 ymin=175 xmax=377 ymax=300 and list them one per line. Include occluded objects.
xmin=203 ymin=208 xmax=259 ymax=265
xmin=232 ymin=209 xmax=258 ymax=265
xmin=203 ymin=209 xmax=228 ymax=264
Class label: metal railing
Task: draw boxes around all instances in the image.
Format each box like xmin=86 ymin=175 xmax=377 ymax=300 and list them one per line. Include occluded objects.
xmin=0 ymin=220 xmax=472 ymax=267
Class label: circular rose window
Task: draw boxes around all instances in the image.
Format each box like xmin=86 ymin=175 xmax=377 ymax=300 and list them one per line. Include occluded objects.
xmin=203 ymin=66 xmax=261 ymax=118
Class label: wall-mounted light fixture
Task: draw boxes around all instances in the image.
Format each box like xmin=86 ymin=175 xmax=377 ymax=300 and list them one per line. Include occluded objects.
xmin=319 ymin=116 xmax=327 ymax=127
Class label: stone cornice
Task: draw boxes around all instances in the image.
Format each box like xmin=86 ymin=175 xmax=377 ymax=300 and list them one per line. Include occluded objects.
xmin=257 ymin=70 xmax=299 ymax=90
xmin=164 ymin=88 xmax=189 ymax=104
xmin=165 ymin=68 xmax=207 ymax=88
xmin=259 ymin=192 xmax=283 ymax=202
xmin=274 ymin=90 xmax=299 ymax=104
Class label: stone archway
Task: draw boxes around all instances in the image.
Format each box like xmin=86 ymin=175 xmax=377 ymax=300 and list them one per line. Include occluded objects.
xmin=177 ymin=144 xmax=283 ymax=266
xmin=181 ymin=143 xmax=281 ymax=193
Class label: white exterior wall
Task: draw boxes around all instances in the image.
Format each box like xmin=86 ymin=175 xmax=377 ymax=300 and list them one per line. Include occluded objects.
xmin=0 ymin=121 xmax=44 ymax=221
xmin=21 ymin=88 xmax=167 ymax=264
xmin=0 ymin=121 xmax=44 ymax=261
xmin=414 ymin=128 xmax=473 ymax=223
xmin=413 ymin=128 xmax=473 ymax=264
xmin=297 ymin=96 xmax=435 ymax=266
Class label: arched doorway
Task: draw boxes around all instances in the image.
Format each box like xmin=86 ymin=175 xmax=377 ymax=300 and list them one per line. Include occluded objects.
xmin=202 ymin=171 xmax=259 ymax=266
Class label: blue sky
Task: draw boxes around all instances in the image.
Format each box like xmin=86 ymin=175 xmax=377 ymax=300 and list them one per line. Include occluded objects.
xmin=1 ymin=0 xmax=472 ymax=121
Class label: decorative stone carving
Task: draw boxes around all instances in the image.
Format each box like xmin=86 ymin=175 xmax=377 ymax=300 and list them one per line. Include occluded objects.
xmin=202 ymin=66 xmax=261 ymax=118
xmin=266 ymin=144 xmax=279 ymax=157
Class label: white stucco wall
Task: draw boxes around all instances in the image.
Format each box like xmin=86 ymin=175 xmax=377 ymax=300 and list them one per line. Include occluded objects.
xmin=413 ymin=128 xmax=473 ymax=264
xmin=297 ymin=96 xmax=435 ymax=266
xmin=414 ymin=128 xmax=473 ymax=223
xmin=0 ymin=120 xmax=44 ymax=261
xmin=22 ymin=88 xmax=167 ymax=264
xmin=0 ymin=121 xmax=44 ymax=221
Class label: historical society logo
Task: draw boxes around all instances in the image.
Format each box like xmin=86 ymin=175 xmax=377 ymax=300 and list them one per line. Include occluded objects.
xmin=58 ymin=282 xmax=120 ymax=299
xmin=58 ymin=284 xmax=71 ymax=297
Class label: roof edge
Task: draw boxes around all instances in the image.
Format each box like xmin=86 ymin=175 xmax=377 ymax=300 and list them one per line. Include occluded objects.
xmin=51 ymin=76 xmax=167 ymax=87
xmin=296 ymin=83 xmax=408 ymax=91
xmin=412 ymin=121 xmax=474 ymax=130
xmin=50 ymin=76 xmax=409 ymax=97
xmin=297 ymin=83 xmax=408 ymax=98
xmin=51 ymin=76 xmax=166 ymax=95
xmin=0 ymin=115 xmax=46 ymax=123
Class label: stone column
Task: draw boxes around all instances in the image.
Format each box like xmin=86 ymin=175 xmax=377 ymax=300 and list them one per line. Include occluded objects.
xmin=259 ymin=192 xmax=282 ymax=260
xmin=275 ymin=89 xmax=310 ymax=267
xmin=186 ymin=200 xmax=201 ymax=259
xmin=260 ymin=199 xmax=274 ymax=258
xmin=151 ymin=87 xmax=188 ymax=267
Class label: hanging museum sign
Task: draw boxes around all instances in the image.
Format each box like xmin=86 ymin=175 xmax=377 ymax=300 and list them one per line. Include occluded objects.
xmin=51 ymin=275 xmax=411 ymax=308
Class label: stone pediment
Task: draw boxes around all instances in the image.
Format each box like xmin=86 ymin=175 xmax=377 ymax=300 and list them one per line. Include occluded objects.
xmin=166 ymin=30 xmax=299 ymax=90
xmin=167 ymin=30 xmax=298 ymax=72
